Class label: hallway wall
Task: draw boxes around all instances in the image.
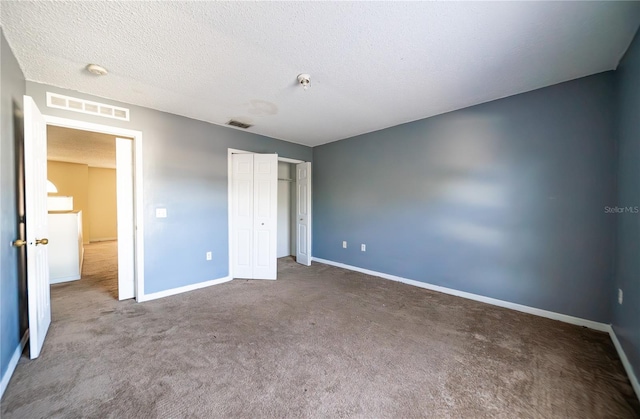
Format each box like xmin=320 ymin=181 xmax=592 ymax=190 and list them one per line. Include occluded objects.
xmin=88 ymin=167 xmax=117 ymax=242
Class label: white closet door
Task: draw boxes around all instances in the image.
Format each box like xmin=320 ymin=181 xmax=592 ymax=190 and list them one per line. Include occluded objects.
xmin=296 ymin=162 xmax=312 ymax=266
xmin=252 ymin=154 xmax=278 ymax=279
xmin=232 ymin=154 xmax=254 ymax=279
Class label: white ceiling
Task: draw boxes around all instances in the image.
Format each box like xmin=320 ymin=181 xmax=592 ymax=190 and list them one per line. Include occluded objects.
xmin=2 ymin=2 xmax=639 ymax=147
xmin=47 ymin=126 xmax=117 ymax=169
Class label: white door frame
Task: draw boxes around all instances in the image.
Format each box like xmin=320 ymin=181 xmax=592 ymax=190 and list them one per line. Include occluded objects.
xmin=43 ymin=115 xmax=145 ymax=301
xmin=227 ymin=148 xmax=308 ymax=279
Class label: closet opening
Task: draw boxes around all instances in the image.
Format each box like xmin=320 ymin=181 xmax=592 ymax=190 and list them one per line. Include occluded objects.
xmin=227 ymin=149 xmax=312 ymax=280
xmin=277 ymin=161 xmax=297 ymax=260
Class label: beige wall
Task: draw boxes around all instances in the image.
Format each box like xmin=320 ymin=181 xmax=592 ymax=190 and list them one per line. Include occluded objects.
xmin=88 ymin=167 xmax=117 ymax=241
xmin=48 ymin=162 xmax=117 ymax=243
xmin=48 ymin=161 xmax=90 ymax=243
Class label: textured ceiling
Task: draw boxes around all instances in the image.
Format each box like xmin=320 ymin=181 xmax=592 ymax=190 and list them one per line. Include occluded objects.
xmin=2 ymin=2 xmax=640 ymax=146
xmin=47 ymin=126 xmax=117 ymax=169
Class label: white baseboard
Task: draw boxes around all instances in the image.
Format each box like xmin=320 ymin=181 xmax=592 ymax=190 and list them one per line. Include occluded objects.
xmin=311 ymin=257 xmax=610 ymax=332
xmin=89 ymin=237 xmax=117 ymax=243
xmin=50 ymin=275 xmax=81 ymax=285
xmin=608 ymin=327 xmax=640 ymax=401
xmin=0 ymin=331 xmax=28 ymax=399
xmin=139 ymin=276 xmax=232 ymax=302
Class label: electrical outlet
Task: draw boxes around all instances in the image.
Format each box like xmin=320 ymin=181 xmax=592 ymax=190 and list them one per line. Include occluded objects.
xmin=155 ymin=208 xmax=167 ymax=218
xmin=206 ymin=251 xmax=212 ymax=261
xmin=618 ymin=288 xmax=623 ymax=305
xmin=342 ymin=241 xmax=347 ymax=248
xmin=361 ymin=244 xmax=366 ymax=252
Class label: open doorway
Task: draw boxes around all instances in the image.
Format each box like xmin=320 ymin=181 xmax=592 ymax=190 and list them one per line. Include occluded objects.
xmin=46 ymin=126 xmax=133 ymax=300
xmin=21 ymin=96 xmax=145 ymax=358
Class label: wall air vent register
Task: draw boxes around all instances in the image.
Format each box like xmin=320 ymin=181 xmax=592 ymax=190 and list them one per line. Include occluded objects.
xmin=227 ymin=120 xmax=253 ymax=129
xmin=46 ymin=92 xmax=130 ymax=121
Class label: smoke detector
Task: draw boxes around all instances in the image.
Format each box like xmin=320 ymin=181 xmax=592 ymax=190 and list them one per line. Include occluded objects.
xmin=297 ymin=73 xmax=310 ymax=90
xmin=86 ymin=64 xmax=108 ymax=76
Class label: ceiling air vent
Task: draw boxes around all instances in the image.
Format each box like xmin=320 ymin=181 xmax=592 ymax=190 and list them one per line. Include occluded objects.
xmin=227 ymin=120 xmax=252 ymax=129
xmin=46 ymin=92 xmax=130 ymax=121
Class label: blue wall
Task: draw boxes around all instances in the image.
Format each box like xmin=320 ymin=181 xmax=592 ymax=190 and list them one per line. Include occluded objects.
xmin=25 ymin=82 xmax=312 ymax=295
xmin=1 ymin=29 xmax=26 ymax=383
xmin=313 ymin=72 xmax=617 ymax=323
xmin=614 ymin=30 xmax=640 ymax=382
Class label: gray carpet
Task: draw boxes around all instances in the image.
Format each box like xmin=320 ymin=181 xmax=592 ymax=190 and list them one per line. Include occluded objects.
xmin=2 ymin=241 xmax=639 ymax=418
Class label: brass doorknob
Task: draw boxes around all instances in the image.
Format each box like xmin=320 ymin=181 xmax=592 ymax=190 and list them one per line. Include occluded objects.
xmin=36 ymin=238 xmax=49 ymax=246
xmin=12 ymin=239 xmax=27 ymax=247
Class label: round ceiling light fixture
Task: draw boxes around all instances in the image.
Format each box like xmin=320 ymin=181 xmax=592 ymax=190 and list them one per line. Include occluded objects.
xmin=86 ymin=64 xmax=108 ymax=76
xmin=297 ymin=73 xmax=310 ymax=90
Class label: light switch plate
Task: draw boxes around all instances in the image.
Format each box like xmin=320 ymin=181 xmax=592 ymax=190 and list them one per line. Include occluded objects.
xmin=156 ymin=208 xmax=167 ymax=218
xmin=618 ymin=288 xmax=623 ymax=305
